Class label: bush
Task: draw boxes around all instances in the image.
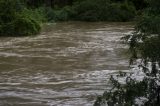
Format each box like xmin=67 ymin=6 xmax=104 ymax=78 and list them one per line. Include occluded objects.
xmin=136 ymin=15 xmax=160 ymax=35
xmin=34 ymin=0 xmax=136 ymax=22
xmin=94 ymin=0 xmax=160 ymax=105
xmin=0 ymin=15 xmax=41 ymax=36
xmin=43 ymin=6 xmax=74 ymax=22
xmin=0 ymin=0 xmax=41 ymax=36
xmin=72 ymin=0 xmax=102 ymax=21
xmin=14 ymin=16 xmax=41 ymax=36
xmin=21 ymin=8 xmax=47 ymax=23
xmin=72 ymin=0 xmax=136 ymax=21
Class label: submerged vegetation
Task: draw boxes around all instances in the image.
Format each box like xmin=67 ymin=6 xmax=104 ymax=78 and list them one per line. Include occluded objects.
xmin=0 ymin=0 xmax=147 ymax=36
xmin=94 ymin=0 xmax=160 ymax=106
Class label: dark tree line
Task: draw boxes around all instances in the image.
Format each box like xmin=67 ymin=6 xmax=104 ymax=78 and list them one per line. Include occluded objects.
xmin=26 ymin=0 xmax=73 ymax=8
xmin=112 ymin=0 xmax=147 ymax=10
xmin=26 ymin=0 xmax=147 ymax=10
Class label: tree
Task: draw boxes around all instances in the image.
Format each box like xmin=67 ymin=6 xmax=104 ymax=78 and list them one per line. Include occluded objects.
xmin=0 ymin=0 xmax=41 ymax=36
xmin=94 ymin=0 xmax=160 ymax=105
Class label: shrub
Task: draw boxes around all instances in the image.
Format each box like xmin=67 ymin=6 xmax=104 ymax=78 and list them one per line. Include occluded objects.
xmin=13 ymin=16 xmax=41 ymax=36
xmin=0 ymin=0 xmax=41 ymax=36
xmin=21 ymin=8 xmax=47 ymax=23
xmin=94 ymin=0 xmax=160 ymax=105
xmin=72 ymin=0 xmax=136 ymax=21
xmin=72 ymin=0 xmax=102 ymax=21
xmin=44 ymin=6 xmax=74 ymax=22
xmin=0 ymin=15 xmax=41 ymax=36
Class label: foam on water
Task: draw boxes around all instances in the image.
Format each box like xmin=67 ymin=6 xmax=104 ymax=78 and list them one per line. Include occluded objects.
xmin=0 ymin=22 xmax=133 ymax=106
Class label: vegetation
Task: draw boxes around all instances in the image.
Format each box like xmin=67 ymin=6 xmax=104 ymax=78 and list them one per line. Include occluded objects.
xmin=1 ymin=0 xmax=159 ymax=105
xmin=94 ymin=0 xmax=160 ymax=106
xmin=0 ymin=0 xmax=148 ymax=36
xmin=72 ymin=0 xmax=136 ymax=21
xmin=0 ymin=0 xmax=42 ymax=36
xmin=34 ymin=0 xmax=138 ymax=22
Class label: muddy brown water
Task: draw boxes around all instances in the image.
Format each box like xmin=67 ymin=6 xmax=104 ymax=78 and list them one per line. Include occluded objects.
xmin=0 ymin=22 xmax=133 ymax=106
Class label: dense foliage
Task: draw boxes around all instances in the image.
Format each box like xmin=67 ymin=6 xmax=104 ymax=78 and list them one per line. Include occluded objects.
xmin=43 ymin=0 xmax=139 ymax=22
xmin=23 ymin=0 xmax=147 ymax=22
xmin=0 ymin=0 xmax=147 ymax=35
xmin=94 ymin=0 xmax=160 ymax=106
xmin=72 ymin=0 xmax=136 ymax=21
xmin=0 ymin=0 xmax=41 ymax=36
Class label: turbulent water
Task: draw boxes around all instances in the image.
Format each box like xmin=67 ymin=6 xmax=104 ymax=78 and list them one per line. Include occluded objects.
xmin=0 ymin=22 xmax=133 ymax=106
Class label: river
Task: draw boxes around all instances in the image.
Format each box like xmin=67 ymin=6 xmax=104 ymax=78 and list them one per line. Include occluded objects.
xmin=0 ymin=22 xmax=133 ymax=106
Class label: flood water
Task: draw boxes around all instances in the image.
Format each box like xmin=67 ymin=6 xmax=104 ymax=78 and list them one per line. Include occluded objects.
xmin=0 ymin=22 xmax=133 ymax=106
